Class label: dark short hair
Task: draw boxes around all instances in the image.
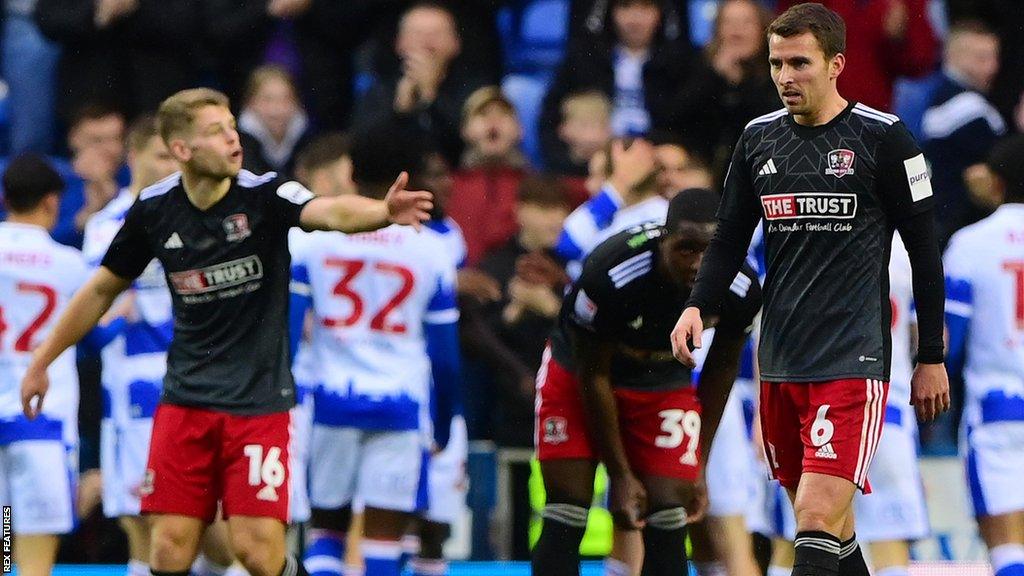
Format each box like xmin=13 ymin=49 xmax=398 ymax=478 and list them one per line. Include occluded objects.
xmin=295 ymin=132 xmax=351 ymax=177
xmin=987 ymin=134 xmax=1024 ymax=202
xmin=767 ymin=2 xmax=846 ymax=58
xmin=350 ymin=123 xmax=429 ymax=199
xmin=665 ymin=188 xmax=720 ymax=231
xmin=2 ymin=154 xmax=64 ymax=213
xmin=612 ymin=0 xmax=659 ymax=8
xmin=69 ymin=101 xmax=123 ymax=132
xmin=517 ymin=175 xmax=570 ymax=210
xmin=126 ymin=114 xmax=160 ymax=153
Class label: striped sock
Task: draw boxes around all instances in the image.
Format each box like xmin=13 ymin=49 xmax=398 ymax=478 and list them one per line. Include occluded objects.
xmin=362 ymin=539 xmax=403 ymax=576
xmin=792 ymin=531 xmax=840 ymax=576
xmin=768 ymin=565 xmax=792 ymax=576
xmin=694 ymin=562 xmax=727 ymax=576
xmin=992 ymin=544 xmax=1024 ymax=576
xmin=191 ymin=555 xmax=229 ymax=576
xmin=838 ymin=535 xmax=869 ymax=576
xmin=304 ymin=529 xmax=346 ymax=576
xmin=876 ymin=567 xmax=911 ymax=576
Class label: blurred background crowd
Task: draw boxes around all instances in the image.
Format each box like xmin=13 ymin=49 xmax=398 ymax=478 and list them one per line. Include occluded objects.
xmin=0 ymin=0 xmax=1021 ymax=564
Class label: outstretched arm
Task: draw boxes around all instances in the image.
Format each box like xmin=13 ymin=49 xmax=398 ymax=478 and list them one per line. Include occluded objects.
xmin=22 ymin=267 xmax=132 ymax=418
xmin=299 ymin=171 xmax=432 ymax=233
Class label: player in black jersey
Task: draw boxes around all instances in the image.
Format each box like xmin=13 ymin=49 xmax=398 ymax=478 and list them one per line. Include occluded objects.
xmin=671 ymin=5 xmax=949 ymax=576
xmin=20 ymin=88 xmax=432 ymax=576
xmin=532 ymin=189 xmax=762 ymax=576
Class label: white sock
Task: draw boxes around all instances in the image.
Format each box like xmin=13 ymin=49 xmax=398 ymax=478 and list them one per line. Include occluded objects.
xmin=992 ymin=544 xmax=1024 ymax=572
xmin=224 ymin=564 xmax=250 ymax=576
xmin=768 ymin=564 xmax=792 ymax=576
xmin=604 ymin=557 xmax=632 ymax=576
xmin=342 ymin=567 xmax=365 ymax=576
xmin=694 ymin=562 xmax=727 ymax=576
xmin=127 ymin=560 xmax=149 ymax=576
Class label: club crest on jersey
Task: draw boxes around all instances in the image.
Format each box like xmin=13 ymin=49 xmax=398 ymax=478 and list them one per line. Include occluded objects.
xmin=223 ymin=214 xmax=251 ymax=242
xmin=543 ymin=417 xmax=569 ymax=444
xmin=825 ymin=149 xmax=856 ymax=178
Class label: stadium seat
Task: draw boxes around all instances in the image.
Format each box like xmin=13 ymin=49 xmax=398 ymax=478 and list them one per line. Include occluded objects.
xmin=497 ymin=0 xmax=569 ymax=76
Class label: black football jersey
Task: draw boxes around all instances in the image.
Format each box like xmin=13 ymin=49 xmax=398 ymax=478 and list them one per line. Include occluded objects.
xmin=552 ymin=223 xmax=762 ymax=390
xmin=714 ymin=102 xmax=935 ymax=382
xmin=101 ymin=171 xmax=314 ymax=415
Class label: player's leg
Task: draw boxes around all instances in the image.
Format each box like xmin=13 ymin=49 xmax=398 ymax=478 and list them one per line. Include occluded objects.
xmin=6 ymin=437 xmax=76 ymax=576
xmin=637 ymin=475 xmax=693 ymax=576
xmin=356 ymin=430 xmax=424 ymax=576
xmin=411 ymin=519 xmax=449 ymax=576
xmin=691 ymin=516 xmax=760 ymax=576
xmin=305 ymin=423 xmax=362 ymax=576
xmin=220 ymin=410 xmax=304 ymax=576
xmin=411 ymin=415 xmax=468 ymax=576
xmin=533 ymin=346 xmax=601 ymax=576
xmin=769 ymin=538 xmax=795 ymax=576
xmin=966 ymin=421 xmax=1024 ymax=576
xmin=606 ymin=530 xmax=644 ymax=576
xmin=119 ymin=517 xmax=153 ymax=575
xmin=194 ymin=518 xmax=243 ymax=576
xmin=150 ymin=514 xmax=207 ymax=571
xmin=853 ymin=406 xmax=929 ymax=576
xmin=977 ymin=513 xmax=1024 ymax=576
xmin=791 ymin=379 xmax=887 ymax=576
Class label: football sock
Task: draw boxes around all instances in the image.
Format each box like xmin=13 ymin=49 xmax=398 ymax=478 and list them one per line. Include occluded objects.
xmin=127 ymin=560 xmax=149 ymax=576
xmin=304 ymin=529 xmax=346 ymax=576
xmin=838 ymin=535 xmax=870 ymax=576
xmin=531 ymin=501 xmax=590 ymax=576
xmin=769 ymin=564 xmax=793 ymax=576
xmin=792 ymin=531 xmax=840 ymax=576
xmin=410 ymin=557 xmax=448 ymax=576
xmin=150 ymin=571 xmax=189 ymax=576
xmin=362 ymin=539 xmax=403 ymax=576
xmin=604 ymin=557 xmax=632 ymax=576
xmin=991 ymin=544 xmax=1024 ymax=576
xmin=400 ymin=534 xmax=421 ymax=569
xmin=640 ymin=507 xmax=689 ymax=576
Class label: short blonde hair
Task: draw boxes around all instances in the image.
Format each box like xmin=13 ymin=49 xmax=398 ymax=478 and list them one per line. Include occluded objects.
xmin=560 ymin=91 xmax=611 ymax=124
xmin=156 ymin=88 xmax=230 ymax=144
xmin=244 ymin=65 xmax=299 ymax=107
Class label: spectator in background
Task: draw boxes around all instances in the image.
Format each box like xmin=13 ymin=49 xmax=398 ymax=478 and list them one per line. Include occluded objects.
xmin=448 ymin=87 xmax=529 ymax=267
xmin=775 ymin=0 xmax=938 ymax=112
xmin=651 ymin=134 xmax=715 ymax=197
xmin=353 ymin=2 xmax=488 ymax=166
xmin=704 ymin=0 xmax=778 ymax=173
xmin=554 ymin=137 xmax=665 ymax=279
xmin=548 ymin=91 xmax=613 ymax=178
xmin=58 ymin=103 xmax=128 ymax=248
xmin=922 ymin=20 xmax=1005 ymax=245
xmin=201 ymin=0 xmax=274 ymax=106
xmin=35 ymin=0 xmax=200 ymax=122
xmin=540 ymin=0 xmax=721 ymax=167
xmin=570 ymin=0 xmax=689 ymax=51
xmin=239 ymin=65 xmax=313 ymax=179
xmin=294 ymin=132 xmax=357 ymax=198
xmin=2 ymin=0 xmax=61 ymax=154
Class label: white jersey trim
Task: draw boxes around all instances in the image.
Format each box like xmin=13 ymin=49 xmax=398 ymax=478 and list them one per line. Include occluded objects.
xmin=745 ymin=108 xmax=788 ymax=130
xmin=237 ymin=169 xmax=278 ymax=188
xmin=139 ymin=172 xmax=182 ymax=201
xmin=921 ymin=92 xmax=1006 ymax=140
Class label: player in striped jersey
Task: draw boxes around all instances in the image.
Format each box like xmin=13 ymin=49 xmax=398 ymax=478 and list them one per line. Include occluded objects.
xmin=946 ymin=135 xmax=1024 ymax=576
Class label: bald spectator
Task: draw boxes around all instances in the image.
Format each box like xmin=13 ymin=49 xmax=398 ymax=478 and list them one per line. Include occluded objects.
xmin=922 ymin=20 xmax=1006 ymax=244
xmin=776 ymin=0 xmax=938 ymax=112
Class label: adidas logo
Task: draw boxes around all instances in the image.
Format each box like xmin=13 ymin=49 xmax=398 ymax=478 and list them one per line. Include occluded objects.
xmin=164 ymin=232 xmax=184 ymax=249
xmin=758 ymin=159 xmax=778 ymax=176
xmin=814 ymin=443 xmax=838 ymax=460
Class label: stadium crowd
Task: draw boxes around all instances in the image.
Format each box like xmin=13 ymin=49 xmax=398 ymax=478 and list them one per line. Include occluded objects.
xmin=1 ymin=0 xmax=1024 ymax=574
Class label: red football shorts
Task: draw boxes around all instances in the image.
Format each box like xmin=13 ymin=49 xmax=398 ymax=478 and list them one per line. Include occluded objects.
xmin=535 ymin=347 xmax=702 ymax=480
xmin=759 ymin=379 xmax=888 ymax=493
xmin=141 ymin=403 xmax=293 ymax=523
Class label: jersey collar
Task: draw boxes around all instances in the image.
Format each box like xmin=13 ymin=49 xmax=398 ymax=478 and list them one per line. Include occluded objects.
xmin=785 ymin=100 xmax=856 ymax=140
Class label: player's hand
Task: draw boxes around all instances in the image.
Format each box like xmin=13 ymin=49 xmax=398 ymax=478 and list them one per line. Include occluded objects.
xmin=267 ymin=0 xmax=311 ymax=19
xmin=609 ymin=473 xmax=648 ymax=530
xmin=457 ymin=268 xmax=502 ymax=303
xmin=609 ymin=138 xmax=658 ymax=196
xmin=516 ymin=252 xmax=570 ymax=290
xmin=883 ymin=0 xmax=908 ymax=41
xmin=21 ymin=361 xmax=50 ymax=420
xmin=684 ymin=472 xmax=709 ymax=524
xmin=384 ymin=171 xmax=433 ymax=231
xmin=671 ymin=307 xmax=704 ymax=368
xmin=910 ymin=362 xmax=950 ymax=422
